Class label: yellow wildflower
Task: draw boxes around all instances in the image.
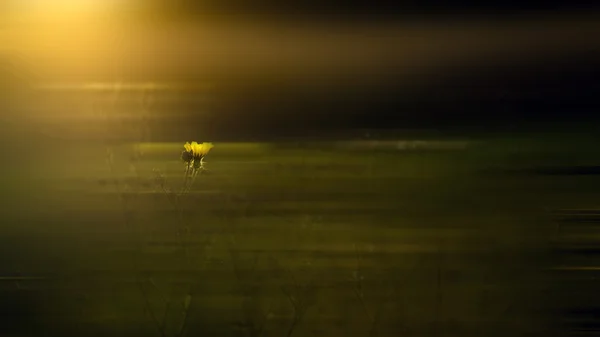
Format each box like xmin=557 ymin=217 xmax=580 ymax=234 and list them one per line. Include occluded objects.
xmin=190 ymin=141 xmax=214 ymax=159
xmin=182 ymin=141 xmax=214 ymax=165
xmin=184 ymin=142 xmax=193 ymax=153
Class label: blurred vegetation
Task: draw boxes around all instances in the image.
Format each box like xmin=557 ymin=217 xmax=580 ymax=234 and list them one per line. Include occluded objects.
xmin=4 ymin=132 xmax=598 ymax=336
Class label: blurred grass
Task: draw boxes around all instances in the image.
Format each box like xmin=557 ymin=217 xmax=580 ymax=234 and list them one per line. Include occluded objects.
xmin=1 ymin=135 xmax=599 ymax=336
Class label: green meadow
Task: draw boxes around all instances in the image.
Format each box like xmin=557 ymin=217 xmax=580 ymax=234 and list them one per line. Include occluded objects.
xmin=2 ymin=134 xmax=600 ymax=337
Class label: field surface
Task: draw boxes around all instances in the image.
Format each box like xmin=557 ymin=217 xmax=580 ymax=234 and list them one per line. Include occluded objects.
xmin=2 ymin=135 xmax=600 ymax=337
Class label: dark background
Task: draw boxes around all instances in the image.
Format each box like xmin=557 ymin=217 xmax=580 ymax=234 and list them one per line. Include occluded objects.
xmin=136 ymin=0 xmax=600 ymax=20
xmin=134 ymin=0 xmax=600 ymax=139
xmin=2 ymin=0 xmax=600 ymax=141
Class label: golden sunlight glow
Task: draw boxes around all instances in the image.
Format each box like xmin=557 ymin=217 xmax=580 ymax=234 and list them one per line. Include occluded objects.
xmin=10 ymin=0 xmax=115 ymax=15
xmin=4 ymin=0 xmax=128 ymax=24
xmin=33 ymin=82 xmax=214 ymax=92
